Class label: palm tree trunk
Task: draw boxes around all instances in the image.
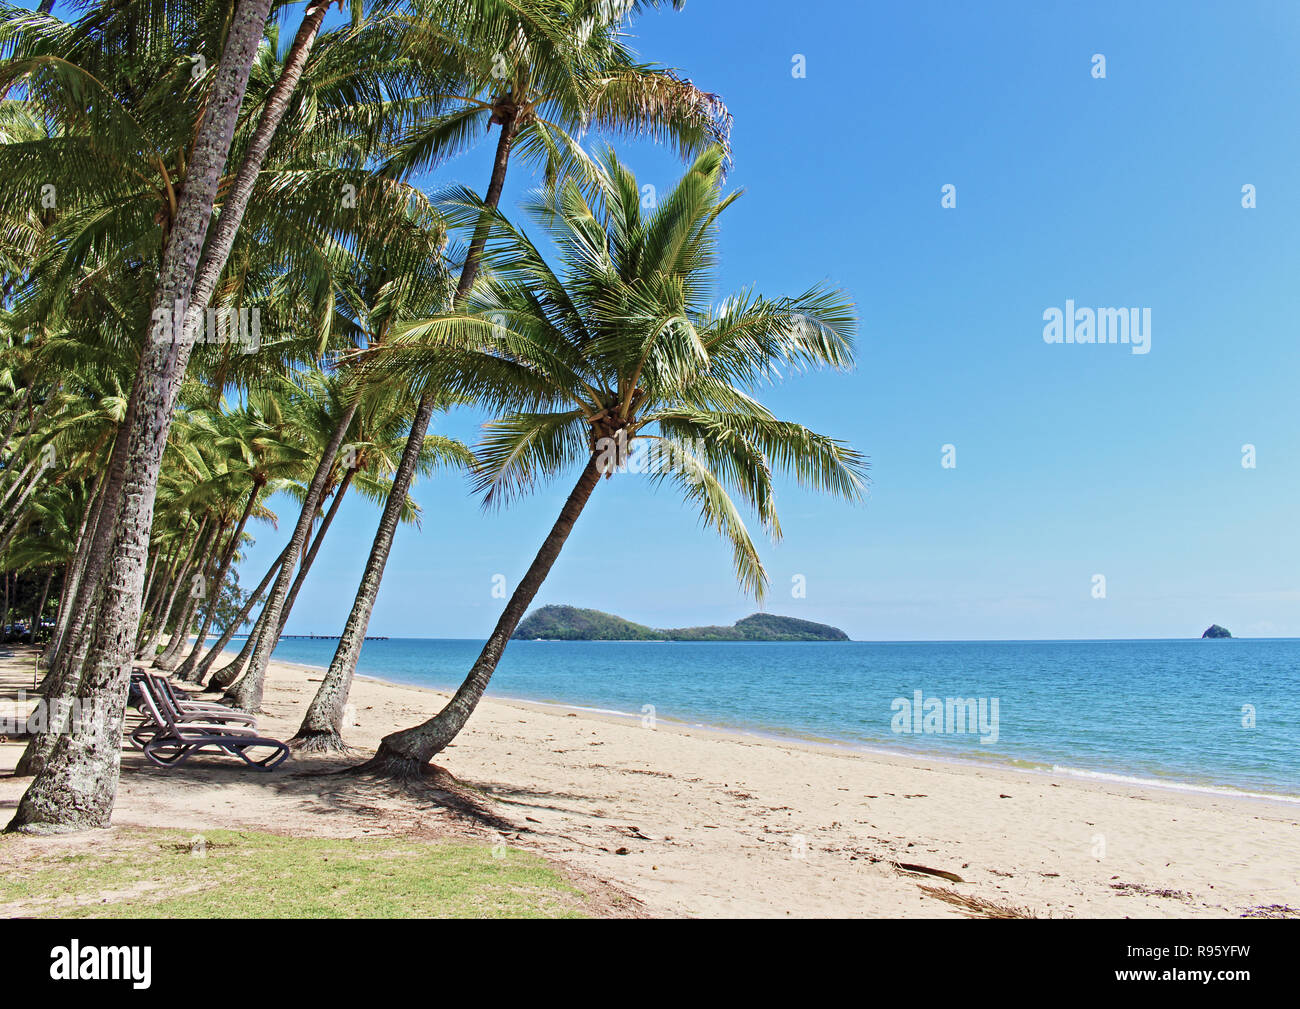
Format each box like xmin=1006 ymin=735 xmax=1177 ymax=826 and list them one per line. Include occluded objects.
xmin=207 ymin=606 xmax=263 ymax=690
xmin=134 ymin=540 xmax=184 ymax=658
xmin=188 ymin=0 xmax=331 ymax=313
xmin=196 ymin=541 xmax=290 ymax=685
xmin=153 ymin=593 xmax=195 ymax=667
xmin=45 ymin=465 xmax=107 ymax=665
xmin=154 ymin=521 xmax=222 ymax=670
xmin=139 ymin=545 xmax=163 ymax=622
xmin=225 ymin=401 xmax=357 ymax=711
xmin=0 ymin=387 xmax=29 ymax=456
xmin=360 ymin=456 xmax=602 ymax=776
xmin=296 ymin=112 xmax=521 ymax=752
xmin=163 ymin=583 xmax=212 ymax=672
xmin=38 ymin=444 xmax=141 ymax=691
xmin=176 ymin=482 xmax=261 ymax=680
xmin=6 ymin=0 xmax=275 ymax=834
xmin=0 ymin=393 xmax=55 ymax=518
xmin=0 ymin=453 xmax=42 ymax=524
xmin=273 ymin=467 xmax=353 ymax=640
xmin=31 ymin=570 xmax=52 ymax=644
xmin=138 ymin=539 xmax=181 ymax=639
xmin=0 ymin=454 xmax=55 ymax=554
xmin=43 ymin=405 xmax=134 ymax=677
xmin=143 ymin=516 xmax=210 ymax=663
xmin=19 ymin=492 xmax=180 ymax=776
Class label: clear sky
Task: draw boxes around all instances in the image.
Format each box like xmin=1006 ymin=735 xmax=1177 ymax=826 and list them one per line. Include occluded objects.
xmin=37 ymin=1 xmax=1300 ymax=640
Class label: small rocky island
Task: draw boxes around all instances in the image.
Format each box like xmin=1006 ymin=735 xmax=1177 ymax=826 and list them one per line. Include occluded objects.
xmin=1201 ymin=624 xmax=1232 ymax=639
xmin=513 ymin=605 xmax=850 ymax=642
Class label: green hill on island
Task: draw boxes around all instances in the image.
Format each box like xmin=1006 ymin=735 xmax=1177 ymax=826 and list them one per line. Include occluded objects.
xmin=512 ymin=605 xmax=850 ymax=642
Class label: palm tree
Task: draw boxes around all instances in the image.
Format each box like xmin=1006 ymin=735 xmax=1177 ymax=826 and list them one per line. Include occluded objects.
xmin=221 ymin=368 xmax=471 ymax=711
xmin=173 ymin=7 xmax=467 ymax=696
xmin=133 ymin=513 xmax=201 ymax=661
xmin=275 ymin=381 xmax=474 ymax=648
xmin=191 ymin=540 xmax=291 ymax=685
xmin=173 ymin=395 xmax=305 ymax=680
xmin=5 ymin=0 xmax=459 ymax=830
xmin=207 ymin=368 xmax=361 ymax=701
xmin=3 ymin=0 xmax=358 ymax=784
xmin=6 ymin=0 xmax=279 ymax=835
xmin=290 ymin=387 xmax=473 ymax=748
xmin=293 ymin=0 xmax=731 ymax=753
xmin=4 ymin=0 xmax=366 ymax=774
xmin=149 ymin=420 xmax=244 ymax=669
xmin=1 ymin=478 xmax=83 ymax=649
xmin=354 ymin=147 xmax=865 ymax=776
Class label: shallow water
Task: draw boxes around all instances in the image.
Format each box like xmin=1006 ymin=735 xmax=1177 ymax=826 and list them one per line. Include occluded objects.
xmin=256 ymin=636 xmax=1300 ymax=799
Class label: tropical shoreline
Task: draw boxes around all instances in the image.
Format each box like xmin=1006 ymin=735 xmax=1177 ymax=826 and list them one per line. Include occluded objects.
xmin=379 ymin=674 xmax=1300 ymax=808
xmin=261 ymin=649 xmax=1300 ymax=808
xmin=7 ymin=647 xmax=1295 ymax=918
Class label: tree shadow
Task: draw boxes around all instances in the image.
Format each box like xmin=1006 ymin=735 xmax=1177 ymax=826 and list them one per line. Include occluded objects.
xmin=1 ymin=654 xmax=516 ymax=836
xmin=116 ymin=744 xmax=519 ymax=835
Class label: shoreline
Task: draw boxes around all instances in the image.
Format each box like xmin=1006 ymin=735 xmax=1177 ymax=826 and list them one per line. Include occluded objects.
xmin=280 ymin=657 xmax=1300 ymax=810
xmin=4 ymin=647 xmax=1299 ymax=916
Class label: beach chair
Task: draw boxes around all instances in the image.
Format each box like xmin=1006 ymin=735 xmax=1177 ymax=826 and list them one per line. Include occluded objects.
xmin=128 ymin=670 xmax=258 ymax=749
xmin=144 ymin=669 xmax=256 ymax=722
xmin=130 ymin=670 xmax=258 ymax=736
xmin=131 ymin=673 xmax=289 ymax=770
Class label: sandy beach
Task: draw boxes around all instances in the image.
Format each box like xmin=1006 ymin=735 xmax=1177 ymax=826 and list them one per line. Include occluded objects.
xmin=2 ymin=648 xmax=1297 ymax=918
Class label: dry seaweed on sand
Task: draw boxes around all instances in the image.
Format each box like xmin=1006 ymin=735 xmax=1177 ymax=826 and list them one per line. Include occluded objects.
xmin=918 ymin=885 xmax=1039 ymax=919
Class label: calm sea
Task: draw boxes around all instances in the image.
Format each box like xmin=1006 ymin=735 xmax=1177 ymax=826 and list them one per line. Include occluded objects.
xmin=258 ymin=636 xmax=1300 ymax=800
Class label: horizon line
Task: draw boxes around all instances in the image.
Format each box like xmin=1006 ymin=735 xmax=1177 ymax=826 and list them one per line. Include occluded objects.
xmin=247 ymin=634 xmax=1292 ymax=644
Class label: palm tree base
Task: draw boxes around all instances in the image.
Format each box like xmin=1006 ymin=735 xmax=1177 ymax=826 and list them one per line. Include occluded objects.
xmin=5 ymin=752 xmax=116 ymax=835
xmin=349 ymin=743 xmax=429 ymax=781
xmin=205 ymin=660 xmax=243 ymax=690
xmin=5 ymin=816 xmax=103 ymax=836
xmin=288 ymin=728 xmax=356 ymax=755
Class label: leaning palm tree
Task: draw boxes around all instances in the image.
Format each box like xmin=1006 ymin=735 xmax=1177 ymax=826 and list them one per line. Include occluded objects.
xmin=5 ymin=0 xmax=284 ymax=834
xmin=172 ymin=394 xmax=304 ymax=680
xmin=293 ymin=0 xmax=731 ymax=752
xmin=354 ymin=146 xmax=866 ymax=776
xmin=218 ymin=367 xmax=469 ymax=711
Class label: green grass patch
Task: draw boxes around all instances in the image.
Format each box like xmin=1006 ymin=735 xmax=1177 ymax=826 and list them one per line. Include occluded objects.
xmin=0 ymin=828 xmax=592 ymax=918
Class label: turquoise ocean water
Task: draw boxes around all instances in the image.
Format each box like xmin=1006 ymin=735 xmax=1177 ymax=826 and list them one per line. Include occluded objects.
xmin=254 ymin=636 xmax=1299 ymax=800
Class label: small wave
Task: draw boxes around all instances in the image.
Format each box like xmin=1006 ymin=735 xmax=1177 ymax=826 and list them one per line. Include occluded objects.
xmin=1050 ymin=765 xmax=1300 ymax=804
xmin=525 ymin=698 xmax=643 ymax=719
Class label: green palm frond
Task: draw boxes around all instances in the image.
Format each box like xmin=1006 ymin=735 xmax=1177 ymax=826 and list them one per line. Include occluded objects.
xmin=362 ymin=145 xmax=865 ymax=598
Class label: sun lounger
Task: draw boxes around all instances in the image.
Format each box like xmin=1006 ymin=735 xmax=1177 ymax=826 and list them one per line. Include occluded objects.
xmin=128 ymin=670 xmax=258 ymax=749
xmin=131 ymin=673 xmax=289 ymax=770
xmin=142 ymin=669 xmax=255 ymax=720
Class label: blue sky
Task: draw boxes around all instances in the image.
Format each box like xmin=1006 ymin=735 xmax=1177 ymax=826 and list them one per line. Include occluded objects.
xmin=33 ymin=1 xmax=1300 ymax=639
xmin=250 ymin=0 xmax=1300 ymax=641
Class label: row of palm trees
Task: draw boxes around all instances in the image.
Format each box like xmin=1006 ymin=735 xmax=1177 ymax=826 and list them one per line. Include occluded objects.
xmin=1 ymin=0 xmax=865 ymax=832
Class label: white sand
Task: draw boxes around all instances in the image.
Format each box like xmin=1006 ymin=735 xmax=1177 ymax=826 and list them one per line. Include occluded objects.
xmin=3 ymin=649 xmax=1297 ymax=917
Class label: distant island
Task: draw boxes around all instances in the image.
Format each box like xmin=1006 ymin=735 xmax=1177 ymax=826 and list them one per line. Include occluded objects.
xmin=1201 ymin=624 xmax=1232 ymax=639
xmin=513 ymin=605 xmax=850 ymax=642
